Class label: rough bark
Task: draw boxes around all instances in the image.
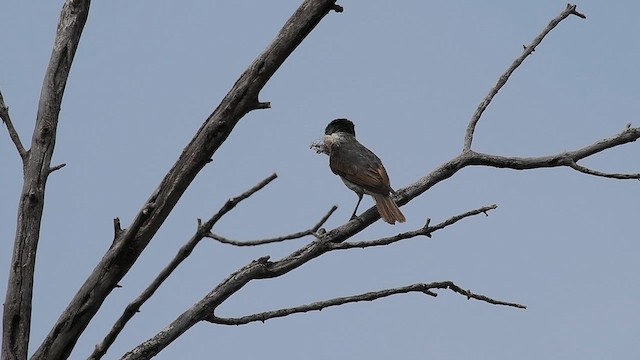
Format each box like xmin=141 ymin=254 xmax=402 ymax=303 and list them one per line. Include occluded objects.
xmin=2 ymin=1 xmax=91 ymax=360
xmin=30 ymin=1 xmax=339 ymax=360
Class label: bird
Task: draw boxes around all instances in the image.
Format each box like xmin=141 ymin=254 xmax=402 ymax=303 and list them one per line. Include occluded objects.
xmin=323 ymin=118 xmax=406 ymax=224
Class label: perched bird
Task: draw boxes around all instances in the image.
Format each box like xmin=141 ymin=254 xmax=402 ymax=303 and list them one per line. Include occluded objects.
xmin=323 ymin=118 xmax=405 ymax=224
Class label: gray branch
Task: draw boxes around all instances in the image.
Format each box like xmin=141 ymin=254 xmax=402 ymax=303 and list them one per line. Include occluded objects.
xmin=3 ymin=1 xmax=90 ymax=360
xmin=88 ymin=174 xmax=278 ymax=360
xmin=124 ymin=121 xmax=639 ymax=357
xmin=330 ymin=205 xmax=497 ymax=250
xmin=27 ymin=1 xmax=342 ymax=359
xmin=0 ymin=90 xmax=27 ymax=161
xmin=463 ymin=4 xmax=586 ymax=151
xmin=206 ymin=205 xmax=337 ymax=246
xmin=122 ymin=5 xmax=640 ymax=358
xmin=564 ymin=159 xmax=640 ymax=180
xmin=207 ymin=281 xmax=525 ymax=326
xmin=121 ymin=93 xmax=640 ymax=360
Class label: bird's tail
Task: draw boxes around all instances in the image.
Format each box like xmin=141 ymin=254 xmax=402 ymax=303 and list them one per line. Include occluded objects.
xmin=373 ymin=195 xmax=406 ymax=224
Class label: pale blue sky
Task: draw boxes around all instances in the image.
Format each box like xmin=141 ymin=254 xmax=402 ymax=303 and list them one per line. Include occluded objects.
xmin=1 ymin=1 xmax=639 ymax=359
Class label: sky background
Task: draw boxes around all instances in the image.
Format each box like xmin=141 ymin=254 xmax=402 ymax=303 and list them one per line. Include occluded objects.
xmin=1 ymin=1 xmax=639 ymax=359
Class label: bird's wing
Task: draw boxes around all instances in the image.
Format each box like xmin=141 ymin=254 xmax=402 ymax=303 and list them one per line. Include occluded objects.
xmin=329 ymin=140 xmax=393 ymax=195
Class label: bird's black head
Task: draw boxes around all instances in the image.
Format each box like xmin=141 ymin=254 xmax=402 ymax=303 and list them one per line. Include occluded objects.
xmin=325 ymin=118 xmax=355 ymax=136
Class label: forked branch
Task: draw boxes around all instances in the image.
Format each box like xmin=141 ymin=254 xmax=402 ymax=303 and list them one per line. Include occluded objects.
xmin=35 ymin=1 xmax=342 ymax=359
xmin=207 ymin=281 xmax=524 ymax=326
xmin=90 ymin=174 xmax=278 ymax=360
xmin=125 ymin=5 xmax=639 ymax=358
xmin=466 ymin=126 xmax=640 ymax=172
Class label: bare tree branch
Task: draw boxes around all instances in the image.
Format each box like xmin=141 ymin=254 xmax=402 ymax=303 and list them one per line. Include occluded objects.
xmin=32 ymin=1 xmax=341 ymax=359
xmin=207 ymin=281 xmax=525 ymax=326
xmin=443 ymin=282 xmax=527 ymax=308
xmin=463 ymin=3 xmax=586 ymax=151
xmin=3 ymin=1 xmax=90 ymax=360
xmin=120 ymin=3 xmax=640 ymax=356
xmin=48 ymin=163 xmax=67 ymax=174
xmin=564 ymin=159 xmax=640 ymax=180
xmin=206 ymin=205 xmax=338 ymax=246
xmin=125 ymin=124 xmax=640 ymax=359
xmin=89 ymin=174 xmax=277 ymax=360
xmin=466 ymin=126 xmax=640 ymax=172
xmin=330 ymin=205 xmax=497 ymax=250
xmin=0 ymin=90 xmax=27 ymax=161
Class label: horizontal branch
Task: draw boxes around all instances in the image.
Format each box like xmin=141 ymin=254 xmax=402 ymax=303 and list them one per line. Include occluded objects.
xmin=463 ymin=4 xmax=586 ymax=151
xmin=565 ymin=159 xmax=640 ymax=180
xmin=331 ymin=205 xmax=497 ymax=250
xmin=207 ymin=281 xmax=525 ymax=326
xmin=467 ymin=126 xmax=640 ymax=172
xmin=48 ymin=163 xmax=67 ymax=174
xmin=90 ymin=174 xmax=277 ymax=360
xmin=207 ymin=205 xmax=337 ymax=246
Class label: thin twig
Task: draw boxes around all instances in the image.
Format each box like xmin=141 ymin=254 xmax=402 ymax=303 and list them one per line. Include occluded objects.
xmin=330 ymin=205 xmax=497 ymax=250
xmin=207 ymin=205 xmax=338 ymax=246
xmin=443 ymin=282 xmax=526 ymax=308
xmin=564 ymin=159 xmax=640 ymax=180
xmin=207 ymin=281 xmax=525 ymax=325
xmin=90 ymin=174 xmax=278 ymax=360
xmin=463 ymin=4 xmax=586 ymax=151
xmin=0 ymin=89 xmax=27 ymax=161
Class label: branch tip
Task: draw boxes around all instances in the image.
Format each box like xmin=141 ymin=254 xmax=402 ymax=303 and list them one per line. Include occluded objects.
xmin=49 ymin=163 xmax=66 ymax=173
xmin=567 ymin=4 xmax=586 ymax=19
xmin=331 ymin=4 xmax=344 ymax=13
xmin=256 ymin=101 xmax=271 ymax=110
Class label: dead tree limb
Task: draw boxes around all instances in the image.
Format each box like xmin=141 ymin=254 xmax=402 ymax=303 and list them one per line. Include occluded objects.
xmin=207 ymin=281 xmax=525 ymax=326
xmin=123 ymin=5 xmax=639 ymax=358
xmin=0 ymin=90 xmax=27 ymax=161
xmin=463 ymin=4 xmax=586 ymax=151
xmin=206 ymin=205 xmax=337 ymax=246
xmin=31 ymin=1 xmax=341 ymax=360
xmin=2 ymin=1 xmax=90 ymax=360
xmin=330 ymin=205 xmax=497 ymax=250
xmin=89 ymin=174 xmax=278 ymax=360
xmin=120 ymin=200 xmax=503 ymax=359
xmin=121 ymin=203 xmax=498 ymax=358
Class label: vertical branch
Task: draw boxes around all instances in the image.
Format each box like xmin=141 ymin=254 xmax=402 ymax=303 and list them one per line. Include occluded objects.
xmin=1 ymin=1 xmax=91 ymax=360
